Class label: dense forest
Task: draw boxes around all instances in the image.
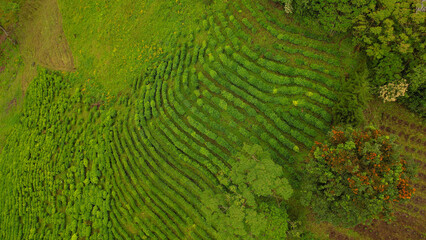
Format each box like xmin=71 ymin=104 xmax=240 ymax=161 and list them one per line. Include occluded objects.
xmin=0 ymin=0 xmax=424 ymax=239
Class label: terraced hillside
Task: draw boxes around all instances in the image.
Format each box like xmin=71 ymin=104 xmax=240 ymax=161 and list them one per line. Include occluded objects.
xmin=0 ymin=0 xmax=362 ymax=239
xmin=109 ymin=0 xmax=357 ymax=238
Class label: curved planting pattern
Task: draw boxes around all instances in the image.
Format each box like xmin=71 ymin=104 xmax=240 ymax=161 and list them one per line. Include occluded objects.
xmin=0 ymin=0 xmax=359 ymax=239
xmin=107 ymin=0 xmax=355 ymax=238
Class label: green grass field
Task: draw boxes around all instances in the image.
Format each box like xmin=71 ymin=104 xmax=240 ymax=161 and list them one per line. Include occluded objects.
xmin=0 ymin=0 xmax=424 ymax=239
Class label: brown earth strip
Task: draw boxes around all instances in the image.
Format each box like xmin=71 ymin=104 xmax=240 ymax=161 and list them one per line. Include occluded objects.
xmin=18 ymin=0 xmax=74 ymax=72
xmin=17 ymin=0 xmax=75 ymax=93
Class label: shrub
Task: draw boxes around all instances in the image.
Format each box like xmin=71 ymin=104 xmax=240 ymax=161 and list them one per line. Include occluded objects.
xmin=302 ymin=126 xmax=417 ymax=227
xmin=332 ymin=64 xmax=369 ymax=126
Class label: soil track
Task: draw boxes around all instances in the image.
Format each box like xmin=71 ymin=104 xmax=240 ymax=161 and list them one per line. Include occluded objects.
xmin=0 ymin=33 xmax=8 ymax=74
xmin=15 ymin=0 xmax=75 ymax=93
xmin=19 ymin=0 xmax=75 ymax=72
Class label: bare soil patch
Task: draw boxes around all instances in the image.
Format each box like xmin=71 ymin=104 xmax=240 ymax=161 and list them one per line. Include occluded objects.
xmin=5 ymin=98 xmax=17 ymax=113
xmin=18 ymin=0 xmax=75 ymax=73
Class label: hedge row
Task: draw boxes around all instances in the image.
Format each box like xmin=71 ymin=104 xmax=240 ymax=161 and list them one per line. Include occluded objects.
xmin=132 ymin=114 xmax=218 ymax=238
xmin=202 ymin=61 xmax=297 ymax=156
xmin=163 ymin=87 xmax=222 ymax=176
xmin=111 ymin=128 xmax=179 ymax=239
xmin=168 ymin=85 xmax=230 ymax=172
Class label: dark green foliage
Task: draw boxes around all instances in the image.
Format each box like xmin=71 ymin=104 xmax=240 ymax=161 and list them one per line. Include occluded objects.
xmin=332 ymin=63 xmax=369 ymax=127
xmin=406 ymin=64 xmax=426 ymax=93
xmin=399 ymin=64 xmax=426 ymax=117
xmin=282 ymin=0 xmax=425 ymax=116
xmin=307 ymin=1 xmax=371 ymax=33
xmin=302 ymin=126 xmax=418 ymax=227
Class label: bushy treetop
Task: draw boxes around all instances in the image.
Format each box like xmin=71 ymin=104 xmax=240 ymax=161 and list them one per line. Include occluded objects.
xmin=201 ymin=143 xmax=293 ymax=239
xmin=302 ymin=126 xmax=417 ymax=227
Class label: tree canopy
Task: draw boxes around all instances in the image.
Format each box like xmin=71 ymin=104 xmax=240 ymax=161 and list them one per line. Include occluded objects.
xmin=201 ymin=143 xmax=293 ymax=239
xmin=275 ymin=0 xmax=425 ymax=116
xmin=302 ymin=126 xmax=417 ymax=227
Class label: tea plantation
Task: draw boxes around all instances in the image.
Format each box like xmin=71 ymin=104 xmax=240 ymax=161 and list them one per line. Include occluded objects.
xmin=0 ymin=0 xmax=423 ymax=239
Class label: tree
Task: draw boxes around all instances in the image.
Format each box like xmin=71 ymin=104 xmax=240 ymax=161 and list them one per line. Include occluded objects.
xmin=275 ymin=0 xmax=425 ymax=115
xmin=400 ymin=64 xmax=426 ymax=118
xmin=227 ymin=144 xmax=293 ymax=203
xmin=291 ymin=0 xmax=373 ymax=34
xmin=71 ymin=233 xmax=78 ymax=240
xmin=302 ymin=126 xmax=417 ymax=227
xmin=407 ymin=64 xmax=426 ymax=92
xmin=353 ymin=0 xmax=425 ymax=88
xmin=201 ymin=143 xmax=293 ymax=239
xmin=378 ymin=79 xmax=409 ymax=102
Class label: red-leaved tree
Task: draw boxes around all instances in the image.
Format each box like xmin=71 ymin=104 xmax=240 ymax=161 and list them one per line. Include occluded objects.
xmin=302 ymin=126 xmax=417 ymax=227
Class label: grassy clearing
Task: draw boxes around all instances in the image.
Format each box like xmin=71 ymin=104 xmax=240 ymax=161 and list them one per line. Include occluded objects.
xmin=57 ymin=0 xmax=227 ymax=93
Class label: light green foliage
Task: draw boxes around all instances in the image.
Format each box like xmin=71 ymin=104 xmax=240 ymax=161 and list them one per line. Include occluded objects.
xmin=353 ymin=0 xmax=424 ymax=60
xmin=57 ymin=0 xmax=227 ymax=92
xmin=201 ymin=144 xmax=292 ymax=239
xmin=0 ymin=70 xmax=115 ymax=239
xmin=352 ymin=0 xmax=425 ymax=90
xmin=71 ymin=233 xmax=78 ymax=240
xmin=229 ymin=144 xmax=293 ymax=200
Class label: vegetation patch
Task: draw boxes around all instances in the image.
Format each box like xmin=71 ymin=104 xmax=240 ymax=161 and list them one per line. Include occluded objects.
xmin=0 ymin=0 xmax=423 ymax=239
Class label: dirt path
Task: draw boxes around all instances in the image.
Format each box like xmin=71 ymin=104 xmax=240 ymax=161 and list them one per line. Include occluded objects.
xmin=17 ymin=0 xmax=75 ymax=91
